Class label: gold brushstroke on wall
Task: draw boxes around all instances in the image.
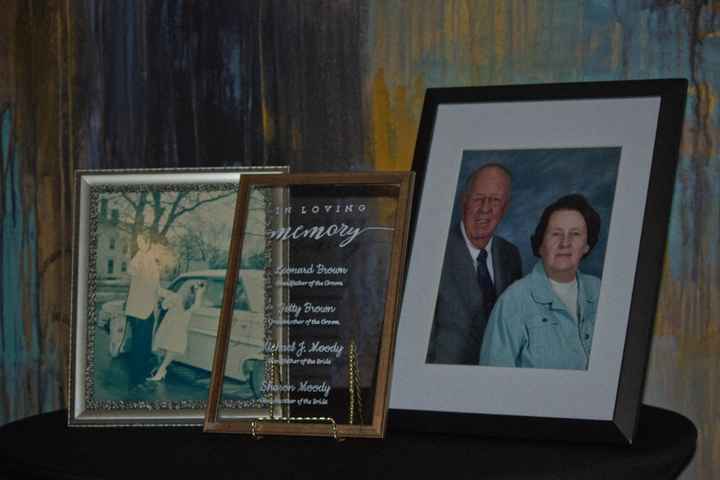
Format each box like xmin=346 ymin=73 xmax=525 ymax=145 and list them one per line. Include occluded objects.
xmin=493 ymin=0 xmax=507 ymax=82
xmin=473 ymin=0 xmax=493 ymax=76
xmin=392 ymin=84 xmax=413 ymax=170
xmin=370 ymin=68 xmax=392 ymax=170
xmin=442 ymin=2 xmax=455 ymax=66
xmin=692 ymin=83 xmax=719 ymax=158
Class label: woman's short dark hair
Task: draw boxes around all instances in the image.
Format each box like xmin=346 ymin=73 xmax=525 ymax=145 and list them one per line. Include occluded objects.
xmin=531 ymin=194 xmax=601 ymax=258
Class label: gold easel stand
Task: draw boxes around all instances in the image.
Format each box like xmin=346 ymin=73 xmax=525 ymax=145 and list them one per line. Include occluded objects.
xmin=348 ymin=340 xmax=364 ymax=425
xmin=250 ymin=416 xmax=339 ymax=440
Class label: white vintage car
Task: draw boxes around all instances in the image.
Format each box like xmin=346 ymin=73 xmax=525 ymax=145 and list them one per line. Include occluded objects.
xmin=99 ymin=269 xmax=266 ymax=393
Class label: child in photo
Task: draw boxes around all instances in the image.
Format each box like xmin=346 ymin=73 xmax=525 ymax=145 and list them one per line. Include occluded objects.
xmin=149 ymin=280 xmax=206 ymax=381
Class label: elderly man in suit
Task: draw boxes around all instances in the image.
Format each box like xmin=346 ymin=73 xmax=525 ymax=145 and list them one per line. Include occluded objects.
xmin=426 ymin=164 xmax=522 ymax=365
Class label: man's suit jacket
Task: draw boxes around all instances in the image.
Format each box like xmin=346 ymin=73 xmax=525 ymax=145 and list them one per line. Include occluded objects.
xmin=125 ymin=250 xmax=160 ymax=319
xmin=426 ymin=223 xmax=522 ymax=365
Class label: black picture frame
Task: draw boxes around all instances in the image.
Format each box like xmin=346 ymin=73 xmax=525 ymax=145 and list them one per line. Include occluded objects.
xmin=389 ymin=79 xmax=688 ymax=444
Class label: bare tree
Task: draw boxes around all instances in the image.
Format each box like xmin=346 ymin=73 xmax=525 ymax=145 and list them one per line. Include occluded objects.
xmin=103 ymin=188 xmax=266 ymax=276
xmin=103 ymin=190 xmax=237 ymax=254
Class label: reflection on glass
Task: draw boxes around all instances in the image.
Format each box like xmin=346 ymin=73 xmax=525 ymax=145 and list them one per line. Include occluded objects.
xmin=219 ymin=183 xmax=400 ymax=426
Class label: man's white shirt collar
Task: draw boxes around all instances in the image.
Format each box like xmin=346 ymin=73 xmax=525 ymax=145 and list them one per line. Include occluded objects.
xmin=460 ymin=222 xmax=495 ymax=282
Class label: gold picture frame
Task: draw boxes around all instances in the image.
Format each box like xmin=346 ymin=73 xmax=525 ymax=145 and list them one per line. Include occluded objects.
xmin=204 ymin=172 xmax=414 ymax=438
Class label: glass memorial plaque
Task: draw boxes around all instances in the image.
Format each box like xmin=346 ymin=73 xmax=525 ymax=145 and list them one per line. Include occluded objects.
xmin=204 ymin=172 xmax=414 ymax=438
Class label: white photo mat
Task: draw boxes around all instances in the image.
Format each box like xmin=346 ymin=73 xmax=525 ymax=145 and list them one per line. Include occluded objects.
xmin=390 ymin=97 xmax=661 ymax=421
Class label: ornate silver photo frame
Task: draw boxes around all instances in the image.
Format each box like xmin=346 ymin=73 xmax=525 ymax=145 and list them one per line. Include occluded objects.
xmin=68 ymin=167 xmax=287 ymax=427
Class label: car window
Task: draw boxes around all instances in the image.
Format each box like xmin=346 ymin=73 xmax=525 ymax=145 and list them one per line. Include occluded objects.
xmin=201 ymin=279 xmax=225 ymax=309
xmin=167 ymin=278 xmax=204 ymax=307
xmin=197 ymin=278 xmax=250 ymax=311
xmin=169 ymin=278 xmax=191 ymax=293
xmin=234 ymin=278 xmax=250 ymax=311
xmin=167 ymin=275 xmax=251 ymax=311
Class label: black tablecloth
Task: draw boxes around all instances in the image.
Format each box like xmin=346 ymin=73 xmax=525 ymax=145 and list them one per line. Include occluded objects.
xmin=0 ymin=405 xmax=696 ymax=480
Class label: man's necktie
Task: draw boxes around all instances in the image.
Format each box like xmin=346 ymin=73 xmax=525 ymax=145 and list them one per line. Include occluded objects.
xmin=476 ymin=249 xmax=497 ymax=315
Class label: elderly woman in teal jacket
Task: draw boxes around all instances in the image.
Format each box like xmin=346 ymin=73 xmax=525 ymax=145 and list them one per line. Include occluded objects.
xmin=479 ymin=194 xmax=601 ymax=370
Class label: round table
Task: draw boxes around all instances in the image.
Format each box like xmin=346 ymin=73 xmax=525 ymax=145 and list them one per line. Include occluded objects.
xmin=0 ymin=405 xmax=696 ymax=479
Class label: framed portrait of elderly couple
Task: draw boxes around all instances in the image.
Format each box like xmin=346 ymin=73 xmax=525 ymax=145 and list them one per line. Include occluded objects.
xmin=390 ymin=79 xmax=688 ymax=444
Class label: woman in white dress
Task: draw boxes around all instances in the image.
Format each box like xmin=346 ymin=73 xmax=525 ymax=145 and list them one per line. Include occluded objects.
xmin=148 ymin=280 xmax=206 ymax=381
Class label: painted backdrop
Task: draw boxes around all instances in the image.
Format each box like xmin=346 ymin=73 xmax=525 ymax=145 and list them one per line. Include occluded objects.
xmin=1 ymin=1 xmax=718 ymax=478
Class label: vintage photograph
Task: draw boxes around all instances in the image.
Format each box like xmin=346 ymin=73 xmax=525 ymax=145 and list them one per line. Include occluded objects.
xmin=69 ymin=168 xmax=285 ymax=426
xmin=426 ymin=148 xmax=620 ymax=370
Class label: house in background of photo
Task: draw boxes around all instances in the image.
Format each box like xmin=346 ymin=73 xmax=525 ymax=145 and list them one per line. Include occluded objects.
xmin=95 ymin=198 xmax=132 ymax=307
xmin=96 ymin=198 xmax=130 ymax=279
